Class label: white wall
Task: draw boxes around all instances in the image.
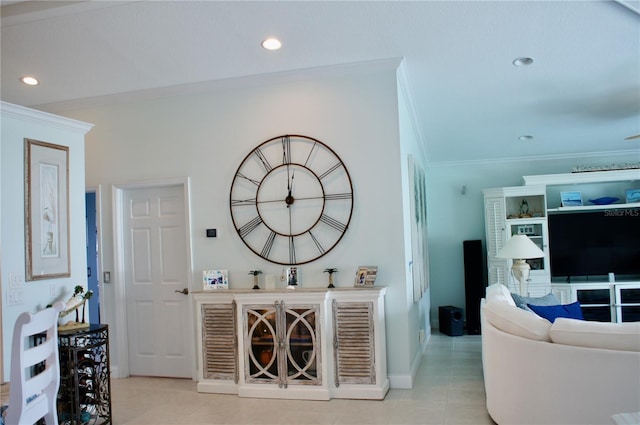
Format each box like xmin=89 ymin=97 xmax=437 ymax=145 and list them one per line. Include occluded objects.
xmin=0 ymin=102 xmax=93 ymax=379
xmin=426 ymin=152 xmax=639 ymax=327
xmin=50 ymin=63 xmax=422 ymax=383
xmin=397 ymin=65 xmax=431 ymax=384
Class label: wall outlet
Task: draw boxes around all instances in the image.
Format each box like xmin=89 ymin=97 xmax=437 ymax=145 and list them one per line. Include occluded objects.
xmin=7 ymin=289 xmax=25 ymax=306
xmin=9 ymin=272 xmax=21 ymax=288
xmin=419 ymin=329 xmax=426 ymax=344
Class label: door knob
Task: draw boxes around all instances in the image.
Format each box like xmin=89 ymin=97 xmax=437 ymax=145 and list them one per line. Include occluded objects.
xmin=175 ymin=288 xmax=189 ymax=295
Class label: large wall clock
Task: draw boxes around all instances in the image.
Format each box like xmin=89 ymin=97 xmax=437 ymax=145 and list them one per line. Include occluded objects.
xmin=230 ymin=134 xmax=354 ymax=265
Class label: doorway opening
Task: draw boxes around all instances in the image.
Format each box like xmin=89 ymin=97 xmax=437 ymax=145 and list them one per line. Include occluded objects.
xmin=86 ymin=191 xmax=100 ymax=324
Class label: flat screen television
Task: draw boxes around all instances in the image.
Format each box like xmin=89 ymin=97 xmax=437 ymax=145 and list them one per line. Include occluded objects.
xmin=548 ymin=208 xmax=640 ymax=281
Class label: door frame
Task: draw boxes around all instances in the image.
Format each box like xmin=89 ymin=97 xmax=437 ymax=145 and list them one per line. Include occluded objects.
xmin=112 ymin=177 xmax=194 ymax=379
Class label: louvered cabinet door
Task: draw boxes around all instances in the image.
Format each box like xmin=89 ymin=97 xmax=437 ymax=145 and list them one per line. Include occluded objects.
xmin=201 ymin=302 xmax=238 ymax=382
xmin=484 ymin=196 xmax=509 ymax=286
xmin=332 ymin=300 xmax=375 ymax=385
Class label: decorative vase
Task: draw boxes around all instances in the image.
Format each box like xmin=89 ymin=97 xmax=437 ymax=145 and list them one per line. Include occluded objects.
xmin=259 ymin=349 xmax=272 ymax=367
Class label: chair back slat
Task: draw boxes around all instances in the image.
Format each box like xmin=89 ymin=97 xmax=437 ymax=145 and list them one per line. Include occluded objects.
xmin=13 ymin=393 xmax=48 ymax=425
xmin=22 ymin=338 xmax=56 ymax=368
xmin=5 ymin=302 xmax=64 ymax=425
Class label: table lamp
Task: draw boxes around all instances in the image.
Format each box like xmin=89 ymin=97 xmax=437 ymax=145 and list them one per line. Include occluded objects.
xmin=496 ymin=234 xmax=545 ymax=295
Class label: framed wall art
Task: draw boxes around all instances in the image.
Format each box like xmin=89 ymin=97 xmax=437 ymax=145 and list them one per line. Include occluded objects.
xmin=24 ymin=139 xmax=70 ymax=280
xmin=408 ymin=155 xmax=429 ymax=302
xmin=560 ymin=191 xmax=583 ymax=207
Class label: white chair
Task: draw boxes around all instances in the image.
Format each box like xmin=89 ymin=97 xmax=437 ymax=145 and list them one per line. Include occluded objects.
xmin=4 ymin=302 xmax=65 ymax=425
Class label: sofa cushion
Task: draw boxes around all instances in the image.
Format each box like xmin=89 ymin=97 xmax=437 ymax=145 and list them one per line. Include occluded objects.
xmin=527 ymin=301 xmax=584 ymax=323
xmin=486 ymin=283 xmax=516 ymax=307
xmin=511 ymin=292 xmax=560 ymax=312
xmin=550 ymin=318 xmax=640 ymax=352
xmin=483 ymin=299 xmax=551 ymax=341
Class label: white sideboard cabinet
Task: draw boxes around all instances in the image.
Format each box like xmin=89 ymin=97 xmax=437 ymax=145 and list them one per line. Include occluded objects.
xmin=193 ymin=287 xmax=388 ymax=400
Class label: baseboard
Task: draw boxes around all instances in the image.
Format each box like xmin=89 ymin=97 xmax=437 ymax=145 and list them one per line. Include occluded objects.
xmin=389 ymin=332 xmax=430 ymax=389
xmin=110 ymin=366 xmax=123 ymax=379
xmin=421 ymin=328 xmax=431 ymax=352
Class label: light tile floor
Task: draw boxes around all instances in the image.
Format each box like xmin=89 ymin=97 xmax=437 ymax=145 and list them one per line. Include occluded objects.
xmin=111 ymin=331 xmax=495 ymax=424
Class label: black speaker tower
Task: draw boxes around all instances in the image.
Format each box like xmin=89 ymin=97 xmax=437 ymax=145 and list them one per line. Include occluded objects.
xmin=463 ymin=240 xmax=485 ymax=335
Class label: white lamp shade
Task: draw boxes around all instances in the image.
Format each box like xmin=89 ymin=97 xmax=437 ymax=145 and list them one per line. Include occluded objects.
xmin=496 ymin=234 xmax=545 ymax=259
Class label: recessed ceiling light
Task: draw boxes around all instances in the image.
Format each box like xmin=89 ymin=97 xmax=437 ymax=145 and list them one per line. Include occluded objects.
xmin=512 ymin=57 xmax=534 ymax=67
xmin=261 ymin=38 xmax=282 ymax=51
xmin=20 ymin=76 xmax=39 ymax=85
xmin=518 ymin=135 xmax=534 ymax=141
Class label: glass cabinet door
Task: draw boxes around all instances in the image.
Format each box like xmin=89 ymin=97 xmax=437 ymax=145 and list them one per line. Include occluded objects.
xmin=615 ymin=285 xmax=640 ymax=323
xmin=576 ymin=287 xmax=612 ymax=322
xmin=507 ymin=221 xmax=547 ymax=273
xmin=244 ymin=303 xmax=320 ymax=387
xmin=283 ymin=306 xmax=319 ymax=385
xmin=245 ymin=306 xmax=278 ymax=383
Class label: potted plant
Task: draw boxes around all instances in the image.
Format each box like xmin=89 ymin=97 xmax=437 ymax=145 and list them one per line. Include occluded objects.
xmin=324 ymin=268 xmax=338 ymax=288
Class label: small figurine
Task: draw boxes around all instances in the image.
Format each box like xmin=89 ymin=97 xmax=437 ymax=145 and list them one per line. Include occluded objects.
xmin=249 ymin=270 xmax=262 ymax=290
xmin=324 ymin=268 xmax=338 ymax=288
xmin=57 ymin=285 xmax=93 ymax=329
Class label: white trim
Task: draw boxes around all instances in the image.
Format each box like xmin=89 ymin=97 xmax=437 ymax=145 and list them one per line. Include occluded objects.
xmin=523 ymin=168 xmax=640 ymax=186
xmin=397 ymin=59 xmax=429 ymax=163
xmin=1 ymin=101 xmax=94 ymax=134
xmin=388 ymin=373 xmax=413 ymax=389
xmin=111 ymin=186 xmax=129 ymax=378
xmin=1 ymin=1 xmax=135 ymax=27
xmin=613 ymin=0 xmax=640 ymax=16
xmin=111 ymin=177 xmax=195 ymax=379
xmin=427 ymin=148 xmax=640 ymax=169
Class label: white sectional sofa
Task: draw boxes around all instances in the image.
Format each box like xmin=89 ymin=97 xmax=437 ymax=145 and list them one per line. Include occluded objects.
xmin=481 ymin=283 xmax=640 ymax=425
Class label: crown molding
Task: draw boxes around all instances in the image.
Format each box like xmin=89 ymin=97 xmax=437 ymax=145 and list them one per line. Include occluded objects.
xmin=1 ymin=101 xmax=94 ymax=134
xmin=396 ymin=59 xmax=430 ymax=164
xmin=426 ymin=148 xmax=640 ymax=169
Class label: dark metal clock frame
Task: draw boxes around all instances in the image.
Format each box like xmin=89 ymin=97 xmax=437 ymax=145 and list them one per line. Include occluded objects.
xmin=229 ymin=135 xmax=354 ymax=265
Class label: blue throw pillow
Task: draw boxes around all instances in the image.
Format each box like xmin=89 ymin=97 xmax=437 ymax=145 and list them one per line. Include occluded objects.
xmin=527 ymin=302 xmax=584 ymax=323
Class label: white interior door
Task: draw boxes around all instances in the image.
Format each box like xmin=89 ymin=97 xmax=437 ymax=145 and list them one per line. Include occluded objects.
xmin=123 ymin=184 xmax=192 ymax=377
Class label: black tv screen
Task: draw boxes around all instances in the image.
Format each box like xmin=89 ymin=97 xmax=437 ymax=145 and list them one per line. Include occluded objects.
xmin=548 ymin=208 xmax=640 ymax=280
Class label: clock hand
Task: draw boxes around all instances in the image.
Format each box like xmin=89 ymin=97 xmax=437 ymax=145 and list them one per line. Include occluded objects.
xmin=257 ymin=193 xmax=346 ymax=205
xmin=286 ymin=172 xmax=295 ymax=207
xmin=289 ymin=199 xmax=293 ymax=236
xmin=289 ymin=171 xmax=295 ymax=194
xmin=257 ymin=198 xmax=288 ymax=204
xmin=286 ymin=160 xmax=291 ymax=194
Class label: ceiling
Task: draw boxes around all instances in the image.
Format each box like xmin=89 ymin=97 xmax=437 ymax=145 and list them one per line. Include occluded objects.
xmin=2 ymin=0 xmax=639 ymax=165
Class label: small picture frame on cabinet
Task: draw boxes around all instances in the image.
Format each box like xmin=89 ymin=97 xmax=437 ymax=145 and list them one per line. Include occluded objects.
xmin=203 ymin=269 xmax=228 ymax=290
xmin=560 ymin=191 xmax=583 ymax=207
xmin=355 ymin=266 xmax=378 ymax=287
xmin=286 ymin=267 xmax=299 ymax=288
xmin=626 ymin=188 xmax=640 ymax=204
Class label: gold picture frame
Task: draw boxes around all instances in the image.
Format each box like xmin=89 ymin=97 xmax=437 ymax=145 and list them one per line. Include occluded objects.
xmin=25 ymin=139 xmax=70 ymax=280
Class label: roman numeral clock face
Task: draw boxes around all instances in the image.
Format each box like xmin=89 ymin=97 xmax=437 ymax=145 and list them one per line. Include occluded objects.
xmin=230 ymin=135 xmax=354 ymax=265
